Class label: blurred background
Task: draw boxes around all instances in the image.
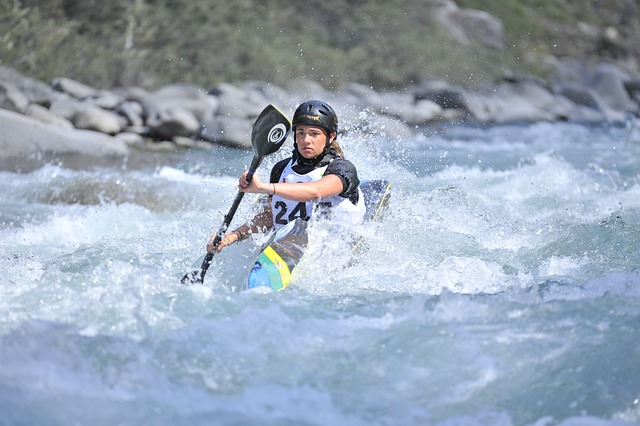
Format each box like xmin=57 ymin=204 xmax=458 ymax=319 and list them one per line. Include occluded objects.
xmin=2 ymin=0 xmax=639 ymax=91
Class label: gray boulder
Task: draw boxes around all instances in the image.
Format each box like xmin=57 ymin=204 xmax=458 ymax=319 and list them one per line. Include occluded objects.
xmin=514 ymin=81 xmax=576 ymax=120
xmin=0 ymin=108 xmax=128 ymax=161
xmin=589 ymin=63 xmax=637 ymax=112
xmin=489 ymin=85 xmax=555 ymax=123
xmin=145 ymin=84 xmax=218 ymax=122
xmin=556 ymin=83 xmax=625 ymax=121
xmin=414 ymin=80 xmax=469 ymax=110
xmin=344 ymin=84 xmax=440 ymax=124
xmin=624 ymin=78 xmax=640 ymax=105
xmin=72 ymin=103 xmax=125 ymax=134
xmin=146 ymin=107 xmax=200 ymax=139
xmin=401 ymin=99 xmax=443 ymax=125
xmin=90 ymin=90 xmax=125 ymax=110
xmin=52 ymin=77 xmax=97 ymax=99
xmin=557 ymin=84 xmax=603 ymax=110
xmin=117 ymin=100 xmax=145 ymax=128
xmin=49 ymin=97 xmax=125 ymax=134
xmin=49 ymin=97 xmax=86 ymax=121
xmin=376 ymin=91 xmax=442 ymax=124
xmin=24 ymin=104 xmax=74 ymax=129
xmin=0 ymin=66 xmax=54 ymax=105
xmin=487 ymin=81 xmax=578 ymax=122
xmin=624 ymin=78 xmax=640 ymax=97
xmin=114 ymin=131 xmax=146 ymax=148
xmin=209 ymin=82 xmax=268 ymax=118
xmin=199 ymin=115 xmax=253 ymax=148
xmin=564 ymin=104 xmax=612 ymax=123
xmin=0 ymin=82 xmax=29 ymax=113
xmin=133 ymin=84 xmax=219 ymax=140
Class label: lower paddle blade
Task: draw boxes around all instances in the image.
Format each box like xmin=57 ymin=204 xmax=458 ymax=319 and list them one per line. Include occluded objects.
xmin=180 ymin=270 xmax=203 ymax=285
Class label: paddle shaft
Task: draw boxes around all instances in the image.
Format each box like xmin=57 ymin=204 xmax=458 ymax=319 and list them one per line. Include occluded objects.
xmin=196 ymin=155 xmax=262 ymax=282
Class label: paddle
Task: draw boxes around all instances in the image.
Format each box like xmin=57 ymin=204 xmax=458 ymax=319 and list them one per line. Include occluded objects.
xmin=181 ymin=104 xmax=291 ymax=285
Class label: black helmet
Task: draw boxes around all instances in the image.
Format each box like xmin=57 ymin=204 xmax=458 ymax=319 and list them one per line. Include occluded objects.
xmin=292 ymin=100 xmax=338 ymax=134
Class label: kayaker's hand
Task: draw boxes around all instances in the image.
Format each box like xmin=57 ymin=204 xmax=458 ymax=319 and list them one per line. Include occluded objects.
xmin=206 ymin=231 xmax=240 ymax=253
xmin=238 ymin=171 xmax=268 ymax=194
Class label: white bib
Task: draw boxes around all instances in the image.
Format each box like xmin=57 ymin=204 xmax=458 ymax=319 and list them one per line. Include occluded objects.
xmin=270 ymin=159 xmax=365 ymax=230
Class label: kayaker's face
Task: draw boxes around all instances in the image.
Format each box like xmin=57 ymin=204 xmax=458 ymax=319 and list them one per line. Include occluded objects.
xmin=295 ymin=125 xmax=335 ymax=159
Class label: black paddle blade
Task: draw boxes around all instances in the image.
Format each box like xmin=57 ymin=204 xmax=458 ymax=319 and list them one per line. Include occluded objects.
xmin=181 ymin=252 xmax=214 ymax=285
xmin=251 ymin=104 xmax=291 ymax=158
xmin=180 ymin=270 xmax=202 ymax=285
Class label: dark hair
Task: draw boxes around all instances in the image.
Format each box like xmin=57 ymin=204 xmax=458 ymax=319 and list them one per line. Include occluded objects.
xmin=329 ymin=140 xmax=345 ymax=158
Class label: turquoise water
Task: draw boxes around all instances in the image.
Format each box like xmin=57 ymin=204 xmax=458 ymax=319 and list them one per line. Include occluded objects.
xmin=1 ymin=120 xmax=639 ymax=425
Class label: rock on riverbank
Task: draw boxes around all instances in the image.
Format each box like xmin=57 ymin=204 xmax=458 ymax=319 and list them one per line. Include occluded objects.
xmin=0 ymin=108 xmax=128 ymax=169
xmin=1 ymin=56 xmax=640 ymax=167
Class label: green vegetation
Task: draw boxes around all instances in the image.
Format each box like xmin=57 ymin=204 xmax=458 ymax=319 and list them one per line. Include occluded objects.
xmin=1 ymin=0 xmax=637 ymax=91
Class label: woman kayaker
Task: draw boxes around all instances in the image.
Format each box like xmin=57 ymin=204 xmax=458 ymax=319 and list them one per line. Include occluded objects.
xmin=207 ymin=100 xmax=365 ymax=253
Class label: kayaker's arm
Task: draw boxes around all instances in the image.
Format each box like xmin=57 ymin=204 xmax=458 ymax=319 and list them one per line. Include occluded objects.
xmin=208 ymin=202 xmax=274 ymax=253
xmin=239 ymin=171 xmax=345 ymax=202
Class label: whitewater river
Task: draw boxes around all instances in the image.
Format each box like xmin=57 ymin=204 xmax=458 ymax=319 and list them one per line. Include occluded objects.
xmin=1 ymin=119 xmax=639 ymax=425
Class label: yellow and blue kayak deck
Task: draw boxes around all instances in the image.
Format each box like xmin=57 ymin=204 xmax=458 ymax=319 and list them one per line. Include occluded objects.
xmin=247 ymin=220 xmax=307 ymax=291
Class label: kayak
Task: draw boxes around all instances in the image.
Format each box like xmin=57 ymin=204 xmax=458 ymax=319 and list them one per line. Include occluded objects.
xmin=245 ymin=179 xmax=391 ymax=291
